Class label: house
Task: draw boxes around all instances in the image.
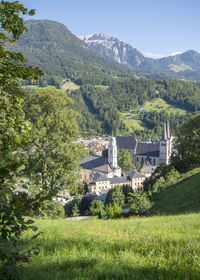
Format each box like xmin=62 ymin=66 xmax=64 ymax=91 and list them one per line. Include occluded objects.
xmin=140 ymin=165 xmax=157 ymax=177
xmin=89 ymin=170 xmax=145 ymax=195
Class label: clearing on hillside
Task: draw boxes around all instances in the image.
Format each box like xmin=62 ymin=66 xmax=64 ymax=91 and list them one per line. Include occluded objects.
xmin=61 ymin=80 xmax=80 ymax=91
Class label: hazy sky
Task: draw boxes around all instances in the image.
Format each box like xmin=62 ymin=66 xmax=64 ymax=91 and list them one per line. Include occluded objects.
xmin=20 ymin=0 xmax=200 ymax=58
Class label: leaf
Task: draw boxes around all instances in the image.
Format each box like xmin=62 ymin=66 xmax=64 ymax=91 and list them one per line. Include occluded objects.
xmin=26 ymin=219 xmax=34 ymax=224
xmin=29 ymin=226 xmax=38 ymax=232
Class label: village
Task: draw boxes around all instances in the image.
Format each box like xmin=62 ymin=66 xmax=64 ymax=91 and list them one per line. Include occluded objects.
xmin=79 ymin=122 xmax=173 ymax=196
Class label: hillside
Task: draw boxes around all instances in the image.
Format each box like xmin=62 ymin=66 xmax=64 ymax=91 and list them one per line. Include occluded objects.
xmin=18 ymin=214 xmax=200 ymax=280
xmin=9 ymin=19 xmax=200 ymax=137
xmin=151 ymin=170 xmax=200 ymax=215
xmin=80 ymin=33 xmax=200 ymax=81
xmin=9 ymin=20 xmax=133 ymax=85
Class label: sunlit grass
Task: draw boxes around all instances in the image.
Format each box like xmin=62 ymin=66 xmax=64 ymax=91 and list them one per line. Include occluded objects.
xmin=19 ymin=213 xmax=200 ymax=280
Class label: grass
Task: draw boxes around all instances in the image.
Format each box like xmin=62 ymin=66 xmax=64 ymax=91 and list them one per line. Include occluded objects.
xmin=120 ymin=98 xmax=187 ymax=132
xmin=61 ymin=81 xmax=80 ymax=91
xmin=169 ymin=63 xmax=193 ymax=73
xmin=124 ymin=119 xmax=145 ymax=131
xmin=143 ymin=98 xmax=186 ymax=114
xmin=94 ymin=85 xmax=109 ymax=89
xmin=151 ymin=171 xmax=200 ymax=215
xmin=17 ymin=213 xmax=200 ymax=280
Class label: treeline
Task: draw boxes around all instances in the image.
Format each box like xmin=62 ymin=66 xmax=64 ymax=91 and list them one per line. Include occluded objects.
xmin=70 ymin=77 xmax=200 ymax=137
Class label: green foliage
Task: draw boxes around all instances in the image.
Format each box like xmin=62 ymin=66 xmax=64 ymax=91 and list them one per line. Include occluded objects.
xmin=0 ymin=0 xmax=42 ymax=268
xmin=128 ymin=192 xmax=152 ymax=215
xmin=79 ymin=195 xmax=95 ymax=216
xmin=90 ymin=200 xmax=105 ymax=216
xmin=24 ymin=88 xmax=86 ymax=196
xmin=171 ymin=113 xmax=200 ymax=172
xmin=9 ymin=19 xmax=131 ymax=87
xmin=36 ymin=201 xmax=65 ymax=219
xmin=64 ymin=200 xmax=78 ymax=217
xmin=105 ymin=186 xmax=125 ymax=207
xmin=121 ymin=185 xmax=133 ymax=204
xmin=150 ymin=169 xmax=180 ymax=195
xmin=105 ymin=203 xmax=122 ymax=219
xmin=72 ymin=204 xmax=80 ymax=217
xmin=151 ymin=169 xmax=200 ymax=215
xmin=118 ymin=150 xmax=134 ymax=173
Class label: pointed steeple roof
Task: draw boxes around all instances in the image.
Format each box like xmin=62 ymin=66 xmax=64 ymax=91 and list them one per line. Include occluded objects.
xmin=162 ymin=122 xmax=167 ymax=140
xmin=167 ymin=121 xmax=170 ymax=139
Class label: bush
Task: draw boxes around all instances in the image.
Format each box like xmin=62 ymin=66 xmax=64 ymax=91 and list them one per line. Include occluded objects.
xmin=64 ymin=199 xmax=79 ymax=217
xmin=79 ymin=195 xmax=95 ymax=215
xmin=105 ymin=203 xmax=122 ymax=219
xmin=105 ymin=186 xmax=125 ymax=207
xmin=90 ymin=200 xmax=105 ymax=216
xmin=128 ymin=192 xmax=152 ymax=215
xmin=36 ymin=201 xmax=65 ymax=218
xmin=72 ymin=203 xmax=80 ymax=217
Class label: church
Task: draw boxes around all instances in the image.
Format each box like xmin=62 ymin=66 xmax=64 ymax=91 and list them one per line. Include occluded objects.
xmin=80 ymin=122 xmax=173 ymax=195
xmin=116 ymin=122 xmax=173 ymax=167
xmin=81 ymin=136 xmax=145 ymax=195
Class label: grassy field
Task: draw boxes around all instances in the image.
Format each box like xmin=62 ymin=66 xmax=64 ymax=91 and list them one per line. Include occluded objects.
xmin=61 ymin=81 xmax=80 ymax=91
xmin=120 ymin=98 xmax=187 ymax=132
xmin=18 ymin=213 xmax=200 ymax=280
xmin=151 ymin=171 xmax=200 ymax=215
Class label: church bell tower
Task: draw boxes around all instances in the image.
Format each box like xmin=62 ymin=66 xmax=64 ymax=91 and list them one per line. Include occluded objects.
xmin=108 ymin=136 xmax=118 ymax=169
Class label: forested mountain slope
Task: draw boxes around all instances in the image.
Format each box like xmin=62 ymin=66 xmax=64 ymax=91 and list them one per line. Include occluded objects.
xmin=13 ymin=19 xmax=200 ymax=137
xmin=9 ymin=20 xmax=133 ymax=86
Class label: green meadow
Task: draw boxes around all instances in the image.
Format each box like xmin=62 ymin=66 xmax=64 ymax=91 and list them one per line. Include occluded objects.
xmin=18 ymin=213 xmax=200 ymax=280
xmin=120 ymin=98 xmax=187 ymax=132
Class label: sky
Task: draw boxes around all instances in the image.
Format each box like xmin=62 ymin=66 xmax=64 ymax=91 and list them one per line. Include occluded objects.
xmin=20 ymin=0 xmax=200 ymax=58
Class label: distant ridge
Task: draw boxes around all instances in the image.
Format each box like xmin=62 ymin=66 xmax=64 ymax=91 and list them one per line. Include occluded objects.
xmin=80 ymin=33 xmax=200 ymax=81
xmin=9 ymin=20 xmax=132 ymax=84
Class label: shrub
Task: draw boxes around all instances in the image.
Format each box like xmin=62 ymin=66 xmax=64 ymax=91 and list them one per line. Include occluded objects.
xmin=105 ymin=186 xmax=125 ymax=207
xmin=79 ymin=195 xmax=95 ymax=215
xmin=90 ymin=200 xmax=105 ymax=216
xmin=128 ymin=192 xmax=152 ymax=215
xmin=36 ymin=201 xmax=65 ymax=218
xmin=64 ymin=199 xmax=79 ymax=217
xmin=72 ymin=204 xmax=80 ymax=217
xmin=105 ymin=203 xmax=122 ymax=219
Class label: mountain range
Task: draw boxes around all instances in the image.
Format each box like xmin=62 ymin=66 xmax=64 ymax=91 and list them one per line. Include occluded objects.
xmin=79 ymin=33 xmax=200 ymax=81
xmin=9 ymin=20 xmax=132 ymax=86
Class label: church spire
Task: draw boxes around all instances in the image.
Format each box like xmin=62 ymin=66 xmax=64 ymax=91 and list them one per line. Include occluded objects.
xmin=162 ymin=122 xmax=167 ymax=140
xmin=167 ymin=121 xmax=170 ymax=139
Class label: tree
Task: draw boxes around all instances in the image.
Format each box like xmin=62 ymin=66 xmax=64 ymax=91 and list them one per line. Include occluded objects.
xmin=118 ymin=150 xmax=134 ymax=173
xmin=105 ymin=202 xmax=122 ymax=219
xmin=0 ymin=1 xmax=42 ymax=270
xmin=72 ymin=203 xmax=80 ymax=217
xmin=90 ymin=200 xmax=105 ymax=216
xmin=128 ymin=192 xmax=152 ymax=215
xmin=171 ymin=114 xmax=200 ymax=172
xmin=105 ymin=186 xmax=125 ymax=207
xmin=24 ymin=87 xmax=85 ymax=197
